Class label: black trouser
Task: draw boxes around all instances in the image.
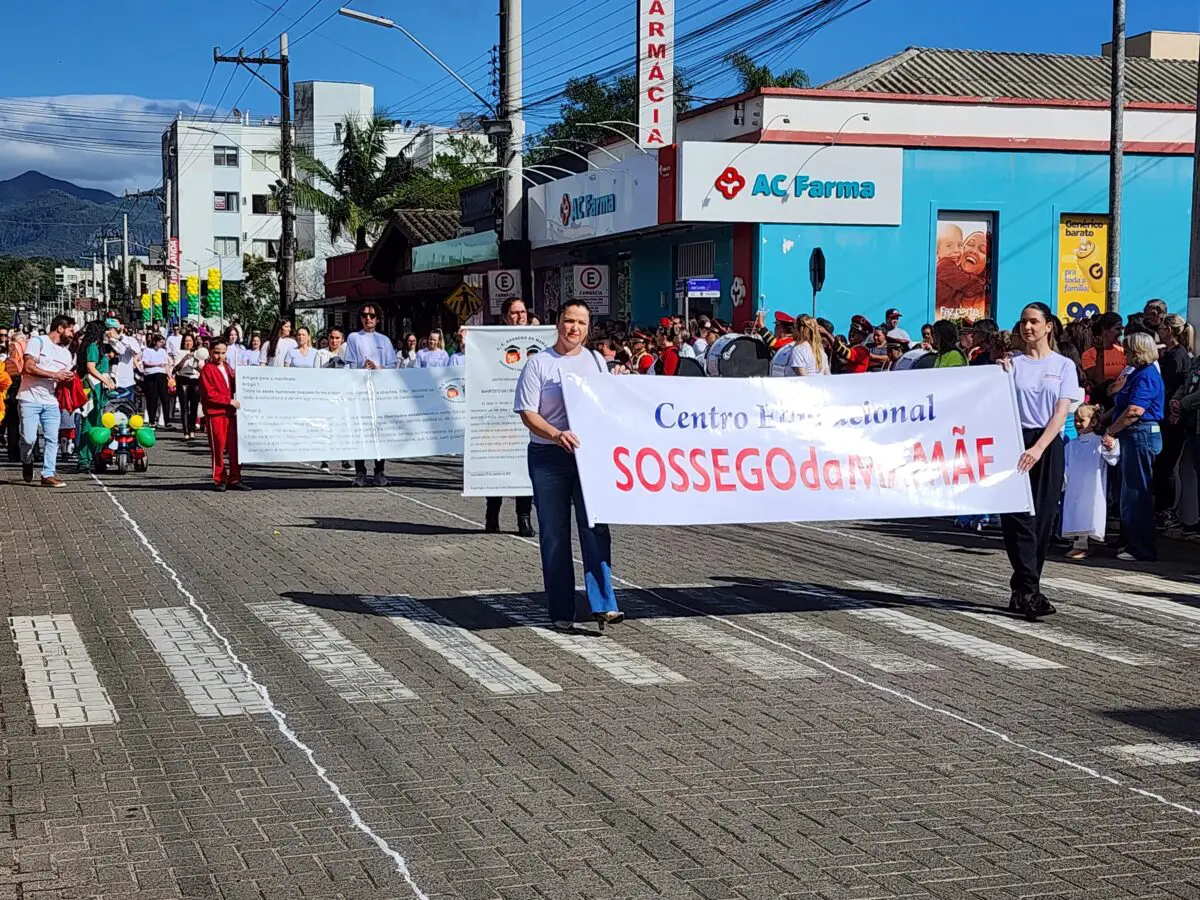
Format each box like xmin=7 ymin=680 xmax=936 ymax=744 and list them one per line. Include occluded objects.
xmin=486 ymin=495 xmax=532 ymax=523
xmin=3 ymin=376 xmax=19 ymax=460
xmin=355 ymin=459 xmax=385 ymax=476
xmin=177 ymin=378 xmax=200 ymax=434
xmin=1152 ymin=421 xmax=1185 ymax=514
xmin=1000 ymin=428 xmax=1066 ymax=599
xmin=144 ymin=373 xmax=169 ymax=426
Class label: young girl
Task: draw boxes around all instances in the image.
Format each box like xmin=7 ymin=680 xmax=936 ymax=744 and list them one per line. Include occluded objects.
xmin=1061 ymin=404 xmax=1120 ymax=560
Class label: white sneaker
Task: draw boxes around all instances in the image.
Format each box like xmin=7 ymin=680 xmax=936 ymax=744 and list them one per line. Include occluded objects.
xmin=1116 ymin=551 xmax=1137 ymax=562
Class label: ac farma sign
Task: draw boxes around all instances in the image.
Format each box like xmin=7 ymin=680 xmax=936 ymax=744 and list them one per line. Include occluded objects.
xmin=637 ymin=0 xmax=674 ymax=148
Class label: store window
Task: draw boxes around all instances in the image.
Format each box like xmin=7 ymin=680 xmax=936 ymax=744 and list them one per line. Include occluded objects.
xmin=213 ymin=146 xmax=238 ymax=167
xmin=252 ymin=194 xmax=279 ymax=215
xmin=934 ymin=211 xmax=995 ymax=322
xmin=213 ymin=236 xmax=239 ymax=257
xmin=214 ymin=191 xmax=239 ymax=212
xmin=676 ymin=240 xmax=715 ymax=278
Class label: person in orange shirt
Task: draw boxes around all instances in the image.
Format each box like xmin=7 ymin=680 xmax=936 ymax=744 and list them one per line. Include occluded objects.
xmin=1 ymin=328 xmax=23 ymax=462
xmin=1080 ymin=312 xmax=1125 ymax=407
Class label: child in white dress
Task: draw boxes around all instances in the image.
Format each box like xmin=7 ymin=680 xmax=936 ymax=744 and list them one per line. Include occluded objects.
xmin=1062 ymin=404 xmax=1120 ymax=560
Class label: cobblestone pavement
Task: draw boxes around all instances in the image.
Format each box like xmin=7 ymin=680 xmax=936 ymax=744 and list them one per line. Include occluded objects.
xmin=4 ymin=435 xmax=1200 ymax=899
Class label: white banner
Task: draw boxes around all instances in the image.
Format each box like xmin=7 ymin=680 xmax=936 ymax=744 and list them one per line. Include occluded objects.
xmin=561 ymin=368 xmax=1032 ymax=526
xmin=236 ymin=367 xmax=467 ymax=464
xmin=463 ymin=326 xmax=557 ymax=496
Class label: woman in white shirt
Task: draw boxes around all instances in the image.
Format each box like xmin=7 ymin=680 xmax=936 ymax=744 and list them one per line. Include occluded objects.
xmin=788 ymin=315 xmax=831 ymax=376
xmin=261 ymin=319 xmax=297 ymax=367
xmin=397 ymin=333 xmax=419 ymax=368
xmin=222 ymin=325 xmax=246 ymax=369
xmin=513 ymin=299 xmax=622 ymax=633
xmin=140 ymin=334 xmax=171 ymax=428
xmin=416 ymin=330 xmax=450 ymax=368
xmin=244 ymin=334 xmax=263 ymax=368
xmin=283 ymin=327 xmax=320 ymax=368
xmin=172 ymin=333 xmax=202 ymax=439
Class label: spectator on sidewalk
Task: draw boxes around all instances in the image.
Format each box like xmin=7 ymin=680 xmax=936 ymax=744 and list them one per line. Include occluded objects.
xmin=198 ymin=340 xmax=249 ymax=492
xmin=18 ymin=315 xmax=76 ymax=487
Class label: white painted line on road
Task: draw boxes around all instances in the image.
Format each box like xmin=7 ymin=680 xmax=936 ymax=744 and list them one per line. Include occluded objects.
xmin=1044 ymin=577 xmax=1200 ymax=626
xmin=955 ymin=611 xmax=1171 ymax=667
xmin=478 ymin=596 xmax=689 ymax=687
xmin=1100 ymin=743 xmax=1200 ymax=767
xmin=850 ymin=608 xmax=1066 ymax=670
xmin=617 ymin=595 xmax=824 ymax=680
xmin=358 ymin=595 xmax=561 ymax=695
xmin=131 ymin=608 xmax=267 ymax=717
xmin=1111 ymin=573 xmax=1200 ymax=598
xmin=765 ymin=619 xmax=940 ymax=674
xmin=9 ymin=615 xmax=119 ymax=728
xmin=1065 ymin=605 xmax=1200 ymax=650
xmin=246 ymin=602 xmax=418 ymax=703
xmin=93 ymin=475 xmax=432 ymax=900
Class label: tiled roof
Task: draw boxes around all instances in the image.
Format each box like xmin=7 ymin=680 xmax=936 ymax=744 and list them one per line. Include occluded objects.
xmin=820 ymin=47 xmax=1199 ymax=104
xmin=391 ymin=208 xmax=460 ymax=246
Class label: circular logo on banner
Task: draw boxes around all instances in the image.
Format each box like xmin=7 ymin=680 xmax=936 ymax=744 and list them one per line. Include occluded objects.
xmin=559 ymin=194 xmax=572 ymax=227
xmin=494 ymin=271 xmax=516 ymax=294
xmin=578 ymin=266 xmax=604 ymax=292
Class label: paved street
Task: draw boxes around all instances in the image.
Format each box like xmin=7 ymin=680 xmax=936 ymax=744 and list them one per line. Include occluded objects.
xmin=4 ymin=435 xmax=1200 ymax=900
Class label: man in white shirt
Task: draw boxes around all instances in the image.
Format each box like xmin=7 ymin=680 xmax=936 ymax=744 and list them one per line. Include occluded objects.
xmin=166 ymin=324 xmax=183 ymax=354
xmin=18 ymin=314 xmax=76 ymax=487
xmin=346 ymin=304 xmax=396 ymax=486
xmin=111 ymin=324 xmax=141 ymax=403
xmin=884 ymin=308 xmax=912 ymax=344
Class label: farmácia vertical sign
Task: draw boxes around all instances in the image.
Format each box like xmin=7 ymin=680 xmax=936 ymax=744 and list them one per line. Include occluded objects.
xmin=637 ymin=0 xmax=674 ymax=148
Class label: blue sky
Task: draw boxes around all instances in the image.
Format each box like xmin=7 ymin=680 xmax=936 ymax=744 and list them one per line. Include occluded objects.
xmin=0 ymin=0 xmax=1196 ymax=193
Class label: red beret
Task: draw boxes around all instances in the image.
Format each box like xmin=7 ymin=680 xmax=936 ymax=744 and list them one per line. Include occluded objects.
xmin=659 ymin=317 xmax=672 ymax=328
xmin=774 ymin=311 xmax=795 ymax=325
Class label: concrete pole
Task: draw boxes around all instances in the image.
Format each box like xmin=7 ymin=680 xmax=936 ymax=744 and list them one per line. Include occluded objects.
xmin=1106 ymin=0 xmax=1125 ymax=313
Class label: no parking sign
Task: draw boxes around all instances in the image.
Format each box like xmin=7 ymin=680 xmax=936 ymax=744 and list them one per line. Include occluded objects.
xmin=487 ymin=268 xmax=521 ymax=314
xmin=572 ymin=264 xmax=610 ymax=315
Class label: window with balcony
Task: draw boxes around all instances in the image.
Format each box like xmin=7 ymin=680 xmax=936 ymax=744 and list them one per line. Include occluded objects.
xmin=213 ymin=145 xmax=238 ymax=167
xmin=214 ymin=191 xmax=239 ymax=212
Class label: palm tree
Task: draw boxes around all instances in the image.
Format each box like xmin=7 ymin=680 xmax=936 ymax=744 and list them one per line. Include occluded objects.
xmin=725 ymin=51 xmax=809 ymax=91
xmin=293 ymin=113 xmax=417 ymax=251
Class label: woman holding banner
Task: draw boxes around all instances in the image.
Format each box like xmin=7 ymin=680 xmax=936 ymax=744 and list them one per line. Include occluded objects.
xmin=1000 ymin=302 xmax=1078 ymax=621
xmin=514 ymin=299 xmax=622 ymax=632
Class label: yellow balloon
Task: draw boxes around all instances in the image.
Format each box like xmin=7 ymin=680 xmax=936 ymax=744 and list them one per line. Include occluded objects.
xmin=129 ymin=415 xmax=144 ymax=431
xmin=101 ymin=412 xmax=116 ymax=429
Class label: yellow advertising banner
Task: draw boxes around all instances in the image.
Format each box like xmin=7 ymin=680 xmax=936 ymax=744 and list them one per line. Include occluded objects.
xmin=1057 ymin=214 xmax=1108 ymax=322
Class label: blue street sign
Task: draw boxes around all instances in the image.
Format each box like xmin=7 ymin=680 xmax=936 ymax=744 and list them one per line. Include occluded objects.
xmin=685 ymin=277 xmax=721 ymax=298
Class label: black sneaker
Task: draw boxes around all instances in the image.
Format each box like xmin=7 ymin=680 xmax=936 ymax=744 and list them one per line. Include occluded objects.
xmin=352 ymin=474 xmax=368 ymax=488
xmin=1024 ymin=593 xmax=1057 ymax=621
xmin=22 ymin=463 xmax=33 ymax=484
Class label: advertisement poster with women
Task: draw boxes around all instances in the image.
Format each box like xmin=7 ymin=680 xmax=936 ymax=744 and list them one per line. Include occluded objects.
xmin=1055 ymin=214 xmax=1109 ymax=322
xmin=463 ymin=326 xmax=557 ymax=496
xmin=562 ymin=368 xmax=1031 ymax=526
xmin=934 ymin=212 xmax=994 ymax=322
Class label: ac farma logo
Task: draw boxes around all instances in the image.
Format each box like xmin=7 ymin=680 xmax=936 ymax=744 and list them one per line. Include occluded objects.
xmin=714 ymin=165 xmax=876 ymax=201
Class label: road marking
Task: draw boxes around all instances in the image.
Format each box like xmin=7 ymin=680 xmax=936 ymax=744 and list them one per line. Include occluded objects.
xmin=850 ymin=608 xmax=1065 ymax=670
xmin=954 ymin=611 xmax=1170 ymax=667
xmin=9 ymin=615 xmax=119 ymax=728
xmin=1100 ymin=743 xmax=1200 ymax=766
xmin=478 ymin=596 xmax=689 ymax=686
xmin=246 ymin=603 xmax=418 ymax=703
xmin=765 ymin=619 xmax=940 ymax=674
xmin=131 ymin=608 xmax=267 ymax=717
xmin=93 ymin=476 xmax=431 ymax=899
xmin=616 ymin=595 xmax=824 ymax=680
xmin=1065 ymin=605 xmax=1200 ymax=650
xmin=1044 ymin=577 xmax=1200 ymax=626
xmin=358 ymin=595 xmax=561 ymax=695
xmin=1111 ymin=573 xmax=1200 ymax=598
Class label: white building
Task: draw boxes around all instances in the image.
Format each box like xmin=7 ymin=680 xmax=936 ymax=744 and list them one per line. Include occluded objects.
xmin=163 ymin=80 xmax=487 ymax=296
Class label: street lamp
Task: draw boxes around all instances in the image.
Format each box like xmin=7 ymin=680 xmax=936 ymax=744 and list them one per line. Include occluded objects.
xmin=580 ymin=122 xmax=652 ymax=155
xmin=475 ymin=165 xmax=542 ymax=189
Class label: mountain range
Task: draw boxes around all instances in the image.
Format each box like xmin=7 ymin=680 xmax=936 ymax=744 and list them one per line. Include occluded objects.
xmin=0 ymin=170 xmax=159 ymax=261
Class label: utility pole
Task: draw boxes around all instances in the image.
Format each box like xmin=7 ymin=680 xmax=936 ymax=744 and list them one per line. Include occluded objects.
xmin=214 ymin=35 xmax=295 ymax=316
xmin=122 ymin=212 xmax=130 ymax=303
xmin=91 ymin=254 xmax=97 ymax=300
xmin=497 ymin=0 xmax=529 ymax=308
xmin=1106 ymin=0 xmax=1125 ymax=313
xmin=102 ymin=237 xmax=110 ymax=308
xmin=1188 ymin=58 xmax=1200 ymax=333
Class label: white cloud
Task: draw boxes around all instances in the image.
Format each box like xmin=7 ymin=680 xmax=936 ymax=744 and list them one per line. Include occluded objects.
xmin=0 ymin=94 xmax=206 ymax=194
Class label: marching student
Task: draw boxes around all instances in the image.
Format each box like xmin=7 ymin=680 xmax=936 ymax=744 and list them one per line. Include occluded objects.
xmin=345 ymin=303 xmax=397 ymax=487
xmin=198 ymin=340 xmax=250 ymax=492
xmin=486 ymin=297 xmax=535 ymax=536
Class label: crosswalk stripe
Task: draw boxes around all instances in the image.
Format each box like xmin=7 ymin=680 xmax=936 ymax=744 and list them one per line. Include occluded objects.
xmin=1058 ymin=605 xmax=1200 ymax=651
xmin=1111 ymin=573 xmax=1200 ymax=598
xmin=954 ymin=611 xmax=1171 ymax=666
xmin=848 ymin=609 xmax=1066 ymax=670
xmin=246 ymin=602 xmax=417 ymax=703
xmin=9 ymin=615 xmax=119 ymax=728
xmin=617 ymin=596 xmax=825 ymax=680
xmin=358 ymin=595 xmax=561 ymax=695
xmin=764 ymin=619 xmax=940 ymax=674
xmin=1044 ymin=578 xmax=1200 ymax=626
xmin=1099 ymin=742 xmax=1200 ymax=766
xmin=130 ymin=608 xmax=266 ymax=717
xmin=477 ymin=596 xmax=689 ymax=686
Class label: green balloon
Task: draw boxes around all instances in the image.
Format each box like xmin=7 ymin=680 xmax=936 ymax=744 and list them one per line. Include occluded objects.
xmin=88 ymin=426 xmax=112 ymax=446
xmin=135 ymin=427 xmax=156 ymax=448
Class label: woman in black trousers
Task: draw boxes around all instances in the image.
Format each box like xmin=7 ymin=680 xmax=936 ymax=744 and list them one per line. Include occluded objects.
xmin=172 ymin=333 xmax=202 ymax=439
xmin=140 ymin=334 xmax=171 ymax=428
xmin=1000 ymin=302 xmax=1078 ymax=621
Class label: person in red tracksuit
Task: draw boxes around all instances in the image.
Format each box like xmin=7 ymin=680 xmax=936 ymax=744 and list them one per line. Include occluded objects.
xmin=198 ymin=340 xmax=251 ymax=492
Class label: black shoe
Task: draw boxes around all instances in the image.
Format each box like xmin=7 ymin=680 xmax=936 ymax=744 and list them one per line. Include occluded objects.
xmin=1007 ymin=592 xmax=1020 ymax=612
xmin=1023 ymin=592 xmax=1056 ymax=621
xmin=22 ymin=463 xmax=33 ymax=484
xmin=517 ymin=515 xmax=536 ymax=538
xmin=213 ymin=483 xmax=227 ymax=492
xmin=230 ymin=482 xmax=252 ymax=492
xmin=484 ymin=513 xmax=500 ymax=534
xmin=341 ymin=461 xmax=352 ymax=470
xmin=353 ymin=474 xmax=368 ymax=488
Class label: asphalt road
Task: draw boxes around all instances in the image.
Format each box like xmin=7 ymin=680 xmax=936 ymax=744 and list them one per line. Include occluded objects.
xmin=3 ymin=434 xmax=1200 ymax=900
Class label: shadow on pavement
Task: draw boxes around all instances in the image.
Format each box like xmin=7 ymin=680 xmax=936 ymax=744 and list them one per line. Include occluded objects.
xmin=1100 ymin=707 xmax=1200 ymax=744
xmin=297 ymin=517 xmax=481 ymax=537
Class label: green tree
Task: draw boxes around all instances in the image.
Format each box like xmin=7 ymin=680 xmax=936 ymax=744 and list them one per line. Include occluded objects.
xmin=223 ymin=253 xmax=279 ymax=334
xmin=392 ymin=135 xmax=492 ymax=210
xmin=724 ymin=51 xmax=809 ymax=91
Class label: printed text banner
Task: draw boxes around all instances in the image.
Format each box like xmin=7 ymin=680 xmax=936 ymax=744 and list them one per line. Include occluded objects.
xmin=237 ymin=367 xmax=467 ymax=464
xmin=463 ymin=326 xmax=557 ymax=496
xmin=562 ymin=368 xmax=1032 ymax=526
